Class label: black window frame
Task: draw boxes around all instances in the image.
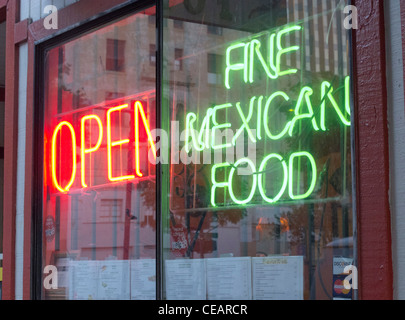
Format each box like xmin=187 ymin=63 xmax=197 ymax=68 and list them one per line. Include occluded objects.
xmin=32 ymin=0 xmax=162 ymax=300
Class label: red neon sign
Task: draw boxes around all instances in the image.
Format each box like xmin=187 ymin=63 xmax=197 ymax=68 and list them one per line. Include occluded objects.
xmin=50 ymin=100 xmax=156 ymax=193
xmin=81 ymin=114 xmax=103 ymax=188
xmin=106 ymin=104 xmax=136 ymax=183
xmin=51 ymin=121 xmax=77 ymax=193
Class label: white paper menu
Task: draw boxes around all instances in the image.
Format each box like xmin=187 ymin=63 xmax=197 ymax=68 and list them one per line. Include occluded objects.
xmin=165 ymin=259 xmax=206 ymax=300
xmin=130 ymin=260 xmax=156 ymax=300
xmin=68 ymin=260 xmax=131 ymax=300
xmin=252 ymin=256 xmax=304 ymax=300
xmin=97 ymin=260 xmax=130 ymax=300
xmin=206 ymin=257 xmax=252 ymax=300
xmin=68 ymin=260 xmax=99 ymax=300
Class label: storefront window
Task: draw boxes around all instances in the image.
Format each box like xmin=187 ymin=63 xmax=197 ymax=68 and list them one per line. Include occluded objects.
xmin=162 ymin=0 xmax=355 ymax=300
xmin=39 ymin=0 xmax=355 ymax=301
xmin=0 ymin=19 xmax=4 ymax=301
xmin=42 ymin=6 xmax=157 ymax=300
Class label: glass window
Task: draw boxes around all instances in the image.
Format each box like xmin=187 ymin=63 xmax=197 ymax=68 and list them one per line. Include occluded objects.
xmin=42 ymin=6 xmax=157 ymax=300
xmin=162 ymin=0 xmax=355 ymax=300
xmin=0 ymin=20 xmax=4 ymax=301
xmin=106 ymin=39 xmax=126 ymax=72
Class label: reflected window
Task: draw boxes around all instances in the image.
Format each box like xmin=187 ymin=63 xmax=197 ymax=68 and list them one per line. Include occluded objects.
xmin=41 ymin=7 xmax=157 ymax=301
xmin=106 ymin=39 xmax=126 ymax=72
xmin=162 ymin=0 xmax=355 ymax=301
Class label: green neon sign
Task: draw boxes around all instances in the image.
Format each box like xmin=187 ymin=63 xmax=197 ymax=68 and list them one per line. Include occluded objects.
xmin=258 ymin=154 xmax=288 ymax=204
xmin=232 ymin=97 xmax=257 ymax=146
xmin=276 ymin=25 xmax=302 ymax=77
xmin=210 ymin=152 xmax=318 ymax=207
xmin=228 ymin=158 xmax=258 ymax=205
xmin=185 ymin=108 xmax=213 ymax=152
xmin=225 ymin=43 xmax=249 ymax=90
xmin=212 ymin=104 xmax=233 ymax=150
xmin=211 ymin=162 xmax=232 ymax=207
xmin=289 ymin=86 xmax=320 ymax=136
xmin=264 ymin=91 xmax=292 ymax=140
xmin=288 ymin=152 xmax=317 ymax=200
xmin=184 ymin=23 xmax=352 ymax=207
xmin=320 ymin=80 xmax=351 ymax=131
xmin=249 ymin=38 xmax=278 ymax=83
xmin=225 ymin=25 xmax=303 ymax=89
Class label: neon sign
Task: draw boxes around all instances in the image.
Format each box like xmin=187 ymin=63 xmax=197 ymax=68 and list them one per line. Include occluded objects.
xmin=50 ymin=100 xmax=156 ymax=193
xmin=51 ymin=121 xmax=77 ymax=193
xmin=106 ymin=104 xmax=136 ymax=182
xmin=211 ymin=152 xmax=317 ymax=207
xmin=49 ymin=23 xmax=352 ymax=208
xmin=184 ymin=23 xmax=352 ymax=207
xmin=81 ymin=115 xmax=103 ymax=188
xmin=184 ymin=76 xmax=351 ymax=148
xmin=225 ymin=25 xmax=302 ymax=89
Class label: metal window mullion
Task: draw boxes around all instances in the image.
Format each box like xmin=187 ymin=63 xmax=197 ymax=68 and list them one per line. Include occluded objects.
xmin=156 ymin=0 xmax=164 ymax=301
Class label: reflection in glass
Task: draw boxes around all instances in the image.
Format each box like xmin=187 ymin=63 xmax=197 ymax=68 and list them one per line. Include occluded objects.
xmin=162 ymin=0 xmax=354 ymax=301
xmin=42 ymin=7 xmax=157 ymax=300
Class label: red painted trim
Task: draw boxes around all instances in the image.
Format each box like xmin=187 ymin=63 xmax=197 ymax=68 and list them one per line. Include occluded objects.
xmin=2 ymin=0 xmax=19 ymax=301
xmin=352 ymin=0 xmax=393 ymax=300
xmin=14 ymin=19 xmax=29 ymax=45
xmin=24 ymin=0 xmax=130 ymax=300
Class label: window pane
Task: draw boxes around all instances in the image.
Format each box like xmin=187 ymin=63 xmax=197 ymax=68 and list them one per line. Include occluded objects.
xmin=0 ymin=20 xmax=4 ymax=301
xmin=42 ymin=7 xmax=157 ymax=300
xmin=162 ymin=0 xmax=355 ymax=301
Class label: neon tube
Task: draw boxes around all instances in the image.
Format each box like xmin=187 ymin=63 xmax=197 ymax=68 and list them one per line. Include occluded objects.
xmin=228 ymin=158 xmax=257 ymax=205
xmin=288 ymin=151 xmax=317 ymax=200
xmin=276 ymin=25 xmax=302 ymax=77
xmin=345 ymin=76 xmax=351 ymax=116
xmin=211 ymin=103 xmax=233 ymax=150
xmin=225 ymin=42 xmax=248 ymax=90
xmin=51 ymin=121 xmax=77 ymax=193
xmin=81 ymin=114 xmax=103 ymax=188
xmin=249 ymin=39 xmax=278 ymax=83
xmin=211 ymin=162 xmax=231 ymax=207
xmin=257 ymin=96 xmax=264 ymax=141
xmin=320 ymin=81 xmax=351 ymax=131
xmin=107 ymin=104 xmax=135 ymax=182
xmin=232 ymin=97 xmax=257 ymax=146
xmin=258 ymin=153 xmax=288 ymax=203
xmin=264 ymin=91 xmax=292 ymax=140
xmin=135 ymin=101 xmax=157 ymax=177
xmin=289 ymin=86 xmax=320 ymax=136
